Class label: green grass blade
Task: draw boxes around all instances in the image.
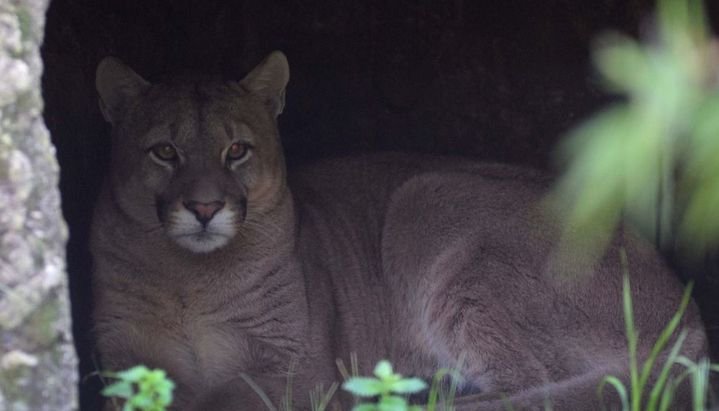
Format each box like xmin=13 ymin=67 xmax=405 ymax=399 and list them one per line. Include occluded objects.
xmin=238 ymin=373 xmax=278 ymax=411
xmin=425 ymin=367 xmax=462 ymax=411
xmin=597 ymin=375 xmax=629 ymax=411
xmin=690 ymin=358 xmax=709 ymax=411
xmin=284 ymin=360 xmax=297 ymax=411
xmin=657 ymin=377 xmax=676 ymax=411
xmin=426 ymin=369 xmax=448 ymax=411
xmin=646 ymin=330 xmax=688 ymax=410
xmin=669 ymin=354 xmax=719 ymax=411
xmin=351 ymin=352 xmax=359 ymax=377
xmin=675 ymin=355 xmax=697 ymax=368
xmin=336 ymin=358 xmax=351 ymax=381
xmin=638 ymin=283 xmax=694 ymax=393
xmin=619 ymin=252 xmax=640 ymax=411
xmin=671 ymin=358 xmax=696 ymax=391
xmin=444 ymin=371 xmax=459 ymax=411
xmin=313 ymin=382 xmax=339 ymax=411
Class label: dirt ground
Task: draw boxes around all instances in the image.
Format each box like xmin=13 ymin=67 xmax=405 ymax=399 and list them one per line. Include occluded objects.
xmin=40 ymin=1 xmax=719 ymax=408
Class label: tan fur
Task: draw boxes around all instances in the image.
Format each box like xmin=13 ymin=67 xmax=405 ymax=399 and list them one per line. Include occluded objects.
xmin=91 ymin=52 xmax=708 ymax=410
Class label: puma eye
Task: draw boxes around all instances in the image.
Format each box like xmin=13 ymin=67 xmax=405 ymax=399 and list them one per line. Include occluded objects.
xmin=225 ymin=142 xmax=252 ymax=164
xmin=149 ymin=143 xmax=179 ymax=162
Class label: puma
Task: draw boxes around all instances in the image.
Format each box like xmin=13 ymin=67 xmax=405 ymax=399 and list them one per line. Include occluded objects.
xmin=91 ymin=51 xmax=708 ymax=410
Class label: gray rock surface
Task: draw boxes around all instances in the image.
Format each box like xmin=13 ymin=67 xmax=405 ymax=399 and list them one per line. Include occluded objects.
xmin=0 ymin=0 xmax=78 ymax=409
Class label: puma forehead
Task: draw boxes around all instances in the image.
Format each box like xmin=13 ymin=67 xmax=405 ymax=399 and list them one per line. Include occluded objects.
xmin=95 ymin=52 xmax=290 ymax=253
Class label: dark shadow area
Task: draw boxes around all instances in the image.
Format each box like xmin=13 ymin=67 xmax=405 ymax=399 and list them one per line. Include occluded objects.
xmin=40 ymin=1 xmax=719 ymax=409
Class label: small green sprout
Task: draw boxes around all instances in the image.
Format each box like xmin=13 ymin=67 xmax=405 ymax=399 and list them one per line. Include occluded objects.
xmin=101 ymin=365 xmax=176 ymax=411
xmin=342 ymin=360 xmax=428 ymax=411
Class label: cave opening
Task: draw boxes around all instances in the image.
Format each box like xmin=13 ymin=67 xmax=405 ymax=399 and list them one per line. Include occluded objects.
xmin=40 ymin=1 xmax=719 ymax=408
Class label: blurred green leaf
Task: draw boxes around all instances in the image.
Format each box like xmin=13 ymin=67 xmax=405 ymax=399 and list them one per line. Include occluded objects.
xmin=116 ymin=365 xmax=151 ymax=382
xmin=374 ymin=360 xmax=394 ymax=379
xmin=344 ymin=361 xmax=431 ymax=411
xmin=353 ymin=404 xmax=378 ymax=411
xmin=551 ymin=0 xmax=719 ymax=259
xmin=378 ymin=395 xmax=408 ymax=411
xmin=101 ymin=365 xmax=175 ymax=411
xmin=343 ymin=377 xmax=385 ymax=397
xmin=101 ymin=381 xmax=134 ymax=399
xmin=389 ymin=378 xmax=428 ymax=394
xmin=595 ymin=35 xmax=649 ymax=95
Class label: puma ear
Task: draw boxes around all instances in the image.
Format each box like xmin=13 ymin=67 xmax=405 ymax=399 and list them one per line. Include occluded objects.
xmin=238 ymin=51 xmax=289 ymax=117
xmin=95 ymin=57 xmax=150 ymax=124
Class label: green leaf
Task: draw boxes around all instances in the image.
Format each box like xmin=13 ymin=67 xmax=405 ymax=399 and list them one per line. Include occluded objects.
xmin=343 ymin=377 xmax=385 ymax=397
xmin=681 ymin=179 xmax=719 ymax=254
xmin=374 ymin=360 xmax=394 ymax=379
xmin=102 ymin=381 xmax=134 ymax=399
xmin=352 ymin=404 xmax=379 ymax=411
xmin=389 ymin=378 xmax=428 ymax=394
xmin=129 ymin=393 xmax=153 ymax=409
xmin=594 ymin=35 xmax=649 ymax=94
xmin=378 ymin=395 xmax=408 ymax=411
xmin=155 ymin=381 xmax=175 ymax=405
xmin=117 ymin=365 xmax=151 ymax=382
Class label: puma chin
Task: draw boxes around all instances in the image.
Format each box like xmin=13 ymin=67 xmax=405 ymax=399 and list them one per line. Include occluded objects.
xmin=164 ymin=202 xmax=239 ymax=253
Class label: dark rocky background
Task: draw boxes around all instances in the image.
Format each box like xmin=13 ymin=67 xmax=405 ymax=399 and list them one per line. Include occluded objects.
xmin=40 ymin=0 xmax=719 ymax=408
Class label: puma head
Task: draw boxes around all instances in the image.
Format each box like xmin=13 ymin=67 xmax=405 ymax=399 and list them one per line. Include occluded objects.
xmin=95 ymin=52 xmax=290 ymax=253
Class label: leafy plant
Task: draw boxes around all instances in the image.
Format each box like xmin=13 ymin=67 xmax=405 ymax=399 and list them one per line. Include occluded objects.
xmin=550 ymin=0 xmax=719 ymax=258
xmin=342 ymin=360 xmax=428 ymax=411
xmin=101 ymin=365 xmax=175 ymax=411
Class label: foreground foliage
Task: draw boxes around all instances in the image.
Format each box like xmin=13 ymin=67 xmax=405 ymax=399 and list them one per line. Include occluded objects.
xmin=101 ymin=365 xmax=175 ymax=411
xmin=598 ymin=252 xmax=718 ymax=411
xmin=342 ymin=360 xmax=427 ymax=411
xmin=551 ymin=0 xmax=719 ymax=257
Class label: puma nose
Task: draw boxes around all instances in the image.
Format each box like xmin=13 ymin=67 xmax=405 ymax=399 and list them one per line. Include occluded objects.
xmin=183 ymin=200 xmax=225 ymax=225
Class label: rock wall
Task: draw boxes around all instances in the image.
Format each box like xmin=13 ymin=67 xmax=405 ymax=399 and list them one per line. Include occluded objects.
xmin=0 ymin=0 xmax=77 ymax=409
